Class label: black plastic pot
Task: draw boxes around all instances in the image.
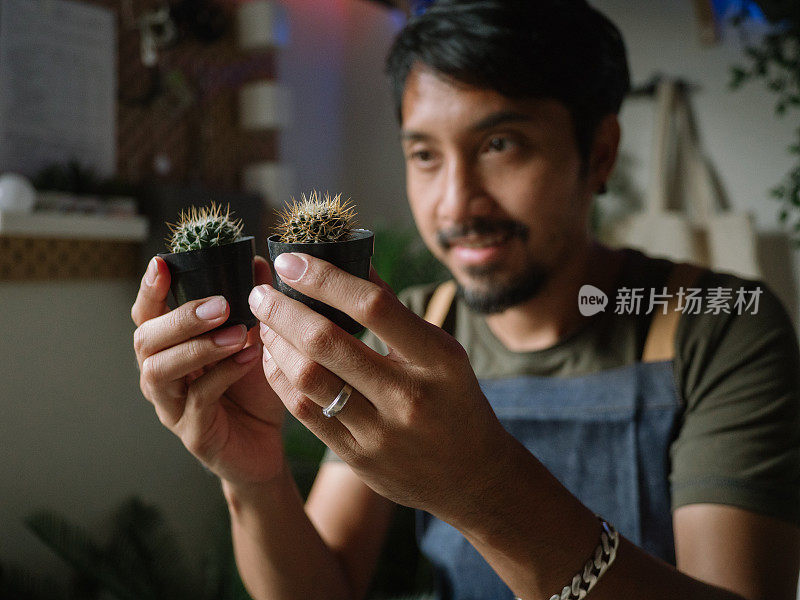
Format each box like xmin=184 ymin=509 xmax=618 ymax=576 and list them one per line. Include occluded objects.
xmin=158 ymin=236 xmax=257 ymax=330
xmin=267 ymin=229 xmax=374 ymax=335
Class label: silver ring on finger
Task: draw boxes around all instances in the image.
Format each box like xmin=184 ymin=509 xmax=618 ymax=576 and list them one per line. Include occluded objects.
xmin=323 ymin=383 xmax=352 ymax=418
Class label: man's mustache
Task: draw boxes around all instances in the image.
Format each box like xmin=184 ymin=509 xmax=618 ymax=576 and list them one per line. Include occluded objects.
xmin=436 ymin=219 xmax=529 ymax=250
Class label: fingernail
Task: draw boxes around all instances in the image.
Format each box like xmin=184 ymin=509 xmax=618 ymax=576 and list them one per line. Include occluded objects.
xmin=145 ymin=258 xmax=158 ymax=286
xmin=233 ymin=343 xmax=261 ymax=364
xmin=263 ymin=345 xmax=271 ymax=360
xmin=212 ymin=324 xmax=246 ymax=346
xmin=259 ymin=322 xmax=269 ymax=337
xmin=274 ymin=253 xmax=307 ymax=282
xmin=249 ymin=286 xmax=267 ymax=310
xmin=196 ymin=296 xmax=227 ymax=320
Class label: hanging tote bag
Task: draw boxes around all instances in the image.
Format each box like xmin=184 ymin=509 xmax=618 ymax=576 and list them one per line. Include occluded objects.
xmin=672 ymin=85 xmax=761 ymax=279
xmin=606 ymin=78 xmax=761 ymax=279
xmin=606 ymin=78 xmax=699 ymax=263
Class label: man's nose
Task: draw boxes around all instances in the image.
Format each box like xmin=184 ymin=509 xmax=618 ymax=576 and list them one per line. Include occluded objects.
xmin=437 ymin=158 xmax=491 ymax=222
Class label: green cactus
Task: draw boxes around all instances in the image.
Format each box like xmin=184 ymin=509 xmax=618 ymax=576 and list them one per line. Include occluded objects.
xmin=166 ymin=202 xmax=244 ymax=253
xmin=275 ymin=190 xmax=358 ymax=243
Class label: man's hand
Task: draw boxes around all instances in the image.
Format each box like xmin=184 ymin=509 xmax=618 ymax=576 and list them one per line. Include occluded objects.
xmin=248 ymin=252 xmax=512 ymax=524
xmin=131 ymin=255 xmax=286 ymax=487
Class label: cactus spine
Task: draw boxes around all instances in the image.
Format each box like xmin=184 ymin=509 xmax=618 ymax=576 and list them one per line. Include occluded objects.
xmin=275 ymin=191 xmax=357 ymax=244
xmin=166 ymin=202 xmax=244 ymax=253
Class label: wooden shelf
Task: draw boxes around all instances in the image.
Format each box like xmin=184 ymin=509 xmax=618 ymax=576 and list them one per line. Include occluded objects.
xmin=0 ymin=211 xmax=148 ymax=281
xmin=0 ymin=210 xmax=148 ymax=242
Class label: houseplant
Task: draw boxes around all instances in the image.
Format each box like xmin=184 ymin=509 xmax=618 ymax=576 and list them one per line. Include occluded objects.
xmin=0 ymin=496 xmax=250 ymax=600
xmin=729 ymin=1 xmax=800 ymax=240
xmin=0 ymin=494 xmax=434 ymax=600
xmin=267 ymin=191 xmax=374 ymax=335
xmin=158 ymin=202 xmax=257 ymax=330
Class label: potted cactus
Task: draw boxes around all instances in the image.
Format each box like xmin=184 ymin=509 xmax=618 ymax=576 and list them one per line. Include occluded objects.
xmin=267 ymin=191 xmax=374 ymax=335
xmin=158 ymin=202 xmax=257 ymax=330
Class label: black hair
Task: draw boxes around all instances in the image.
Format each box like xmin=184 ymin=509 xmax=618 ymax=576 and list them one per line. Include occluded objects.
xmin=386 ymin=0 xmax=631 ymax=163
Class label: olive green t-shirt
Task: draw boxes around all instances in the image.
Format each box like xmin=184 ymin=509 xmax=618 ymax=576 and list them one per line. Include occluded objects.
xmin=329 ymin=248 xmax=800 ymax=526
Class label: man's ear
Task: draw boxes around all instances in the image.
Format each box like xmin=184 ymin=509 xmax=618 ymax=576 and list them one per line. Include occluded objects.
xmin=587 ymin=114 xmax=621 ymax=194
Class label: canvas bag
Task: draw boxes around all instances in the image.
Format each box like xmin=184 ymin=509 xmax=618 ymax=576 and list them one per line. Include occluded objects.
xmin=607 ymin=78 xmax=761 ymax=279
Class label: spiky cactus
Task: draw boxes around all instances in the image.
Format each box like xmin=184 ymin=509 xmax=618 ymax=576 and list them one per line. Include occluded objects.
xmin=275 ymin=191 xmax=357 ymax=243
xmin=166 ymin=202 xmax=244 ymax=253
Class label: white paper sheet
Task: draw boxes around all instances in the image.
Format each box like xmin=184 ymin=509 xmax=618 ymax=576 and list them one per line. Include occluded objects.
xmin=0 ymin=0 xmax=116 ymax=178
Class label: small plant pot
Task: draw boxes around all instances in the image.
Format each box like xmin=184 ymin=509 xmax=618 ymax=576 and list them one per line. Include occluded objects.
xmin=267 ymin=229 xmax=374 ymax=335
xmin=158 ymin=236 xmax=257 ymax=330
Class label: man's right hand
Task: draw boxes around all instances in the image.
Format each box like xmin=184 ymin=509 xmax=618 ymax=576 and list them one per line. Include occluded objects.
xmin=131 ymin=255 xmax=286 ymax=487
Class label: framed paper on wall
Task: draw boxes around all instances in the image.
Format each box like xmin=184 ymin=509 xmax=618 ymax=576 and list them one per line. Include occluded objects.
xmin=0 ymin=0 xmax=115 ymax=178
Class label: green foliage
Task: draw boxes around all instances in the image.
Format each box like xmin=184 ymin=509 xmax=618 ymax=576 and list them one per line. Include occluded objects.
xmin=1 ymin=496 xmax=251 ymax=600
xmin=729 ymin=4 xmax=800 ymax=242
xmin=370 ymin=225 xmax=450 ymax=294
xmin=275 ymin=191 xmax=357 ymax=243
xmin=166 ymin=202 xmax=244 ymax=253
xmin=3 ymin=488 xmax=435 ymax=600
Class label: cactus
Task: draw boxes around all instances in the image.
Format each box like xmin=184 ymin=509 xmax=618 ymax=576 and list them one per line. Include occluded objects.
xmin=165 ymin=202 xmax=244 ymax=253
xmin=275 ymin=190 xmax=357 ymax=243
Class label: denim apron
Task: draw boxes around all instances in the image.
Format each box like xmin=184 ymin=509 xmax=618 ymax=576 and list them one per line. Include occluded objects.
xmin=416 ymin=263 xmax=702 ymax=600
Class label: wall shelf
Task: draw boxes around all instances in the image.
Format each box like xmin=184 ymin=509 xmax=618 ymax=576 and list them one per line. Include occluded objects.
xmin=0 ymin=210 xmax=148 ymax=242
xmin=0 ymin=210 xmax=148 ymax=281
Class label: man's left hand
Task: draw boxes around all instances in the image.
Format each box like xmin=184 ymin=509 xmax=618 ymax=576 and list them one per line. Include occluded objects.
xmin=248 ymin=252 xmax=513 ymax=524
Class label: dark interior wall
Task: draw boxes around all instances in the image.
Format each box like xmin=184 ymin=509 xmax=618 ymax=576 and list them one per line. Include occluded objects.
xmin=89 ymin=0 xmax=278 ymax=191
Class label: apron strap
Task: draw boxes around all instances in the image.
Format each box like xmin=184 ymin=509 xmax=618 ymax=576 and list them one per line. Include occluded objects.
xmin=424 ymin=263 xmax=706 ymax=362
xmin=641 ymin=262 xmax=707 ymax=362
xmin=424 ymin=280 xmax=457 ymax=327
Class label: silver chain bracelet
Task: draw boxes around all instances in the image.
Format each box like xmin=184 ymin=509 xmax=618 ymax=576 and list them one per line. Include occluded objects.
xmin=515 ymin=515 xmax=619 ymax=600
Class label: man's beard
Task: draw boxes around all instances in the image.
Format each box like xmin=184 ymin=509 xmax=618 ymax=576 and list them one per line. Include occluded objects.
xmin=455 ymin=262 xmax=549 ymax=314
xmin=437 ymin=218 xmax=549 ymax=314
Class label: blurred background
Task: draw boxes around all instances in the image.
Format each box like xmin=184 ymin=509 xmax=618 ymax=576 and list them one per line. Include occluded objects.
xmin=0 ymin=0 xmax=797 ymax=598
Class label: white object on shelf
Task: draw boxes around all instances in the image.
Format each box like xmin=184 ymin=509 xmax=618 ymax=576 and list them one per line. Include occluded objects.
xmin=240 ymin=81 xmax=293 ymax=130
xmin=0 ymin=210 xmax=148 ymax=241
xmin=0 ymin=173 xmax=36 ymax=212
xmin=243 ymin=161 xmax=296 ymax=208
xmin=236 ymin=1 xmax=289 ymax=50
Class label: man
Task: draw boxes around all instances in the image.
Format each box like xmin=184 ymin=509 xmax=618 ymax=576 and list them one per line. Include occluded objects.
xmin=131 ymin=1 xmax=800 ymax=599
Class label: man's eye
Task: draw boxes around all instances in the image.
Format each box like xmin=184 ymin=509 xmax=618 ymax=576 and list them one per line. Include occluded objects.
xmin=487 ymin=136 xmax=512 ymax=152
xmin=410 ymin=150 xmax=434 ymax=163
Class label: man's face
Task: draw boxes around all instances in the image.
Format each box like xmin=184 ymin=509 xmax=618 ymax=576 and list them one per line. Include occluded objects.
xmin=400 ymin=67 xmax=596 ymax=314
